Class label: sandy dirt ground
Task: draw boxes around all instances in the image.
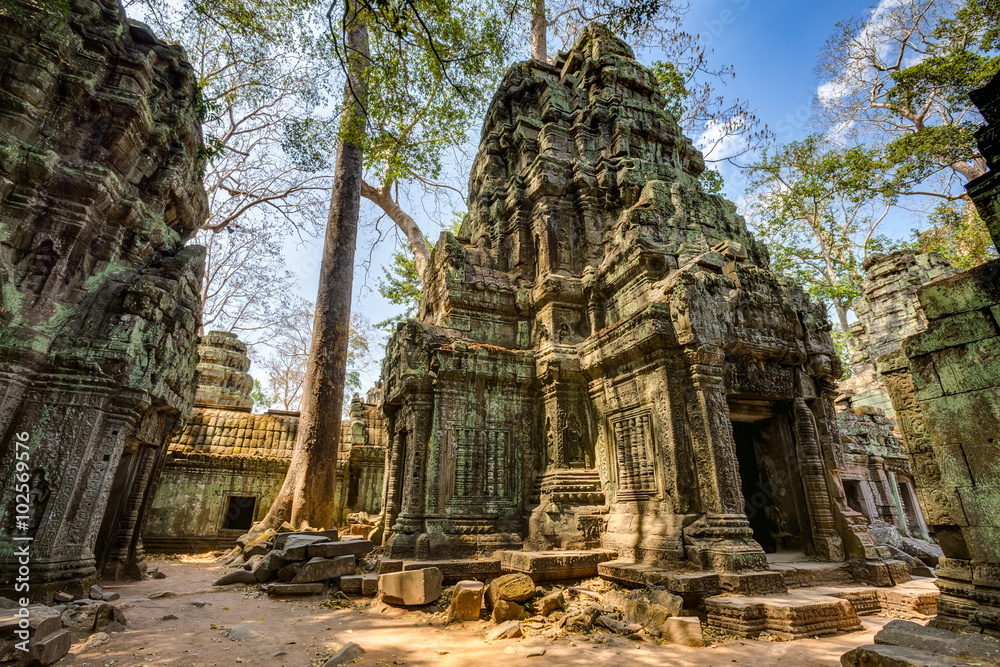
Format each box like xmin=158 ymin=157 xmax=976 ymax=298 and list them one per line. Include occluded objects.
xmin=59 ymin=559 xmax=889 ymax=667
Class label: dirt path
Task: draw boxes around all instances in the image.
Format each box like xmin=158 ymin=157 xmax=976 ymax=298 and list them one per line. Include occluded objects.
xmin=63 ymin=560 xmax=886 ymax=667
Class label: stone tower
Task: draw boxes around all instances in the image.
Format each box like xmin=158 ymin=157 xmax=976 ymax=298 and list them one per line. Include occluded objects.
xmin=193 ymin=331 xmax=254 ymax=410
xmin=380 ymin=25 xmax=897 ymax=583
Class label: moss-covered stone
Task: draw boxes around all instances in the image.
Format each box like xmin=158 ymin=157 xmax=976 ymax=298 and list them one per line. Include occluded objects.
xmin=0 ymin=0 xmax=207 ymax=599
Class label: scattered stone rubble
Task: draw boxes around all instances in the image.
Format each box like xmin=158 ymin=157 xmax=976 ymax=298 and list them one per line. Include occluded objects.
xmin=212 ymin=528 xmax=374 ymax=597
xmin=0 ymin=583 xmax=131 ymax=665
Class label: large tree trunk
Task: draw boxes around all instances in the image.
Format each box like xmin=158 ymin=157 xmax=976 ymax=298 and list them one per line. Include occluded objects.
xmin=361 ymin=180 xmax=431 ymax=279
xmin=249 ymin=4 xmax=369 ymax=533
xmin=530 ymin=0 xmax=547 ymax=62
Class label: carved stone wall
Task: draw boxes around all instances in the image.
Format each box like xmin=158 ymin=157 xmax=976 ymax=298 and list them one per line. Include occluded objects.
xmin=840 ymin=252 xmax=958 ymax=421
xmin=0 ymin=0 xmax=208 ymax=598
xmin=193 ymin=332 xmax=253 ymax=410
xmin=967 ymin=72 xmax=1000 ymax=253
xmin=380 ymin=25 xmax=898 ymax=585
xmin=834 ymin=404 xmax=930 ymax=545
xmin=876 ymin=72 xmax=1000 ymax=636
xmin=144 ymin=333 xmax=294 ymax=552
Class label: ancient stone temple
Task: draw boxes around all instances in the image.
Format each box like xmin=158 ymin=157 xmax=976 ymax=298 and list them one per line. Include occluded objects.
xmin=380 ymin=25 xmax=898 ymax=585
xmin=833 ymin=252 xmax=955 ymax=562
xmin=839 ymin=253 xmax=959 ymax=421
xmin=145 ymin=334 xmax=388 ymax=551
xmin=0 ymin=0 xmax=208 ymax=598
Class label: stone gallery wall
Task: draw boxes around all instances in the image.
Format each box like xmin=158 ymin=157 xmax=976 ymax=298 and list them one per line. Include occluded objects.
xmin=0 ymin=0 xmax=207 ymax=597
xmin=145 ymin=335 xmax=388 ymax=551
xmin=840 ymin=252 xmax=958 ymax=421
xmin=144 ymin=333 xmax=296 ymax=552
xmin=380 ymin=25 xmax=899 ymax=585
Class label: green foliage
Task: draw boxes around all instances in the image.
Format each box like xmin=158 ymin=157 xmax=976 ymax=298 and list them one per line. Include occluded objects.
xmin=250 ymin=378 xmax=277 ymax=412
xmin=700 ymin=169 xmax=725 ymax=195
xmin=376 ymin=249 xmax=423 ymax=330
xmin=649 ymin=59 xmax=687 ymax=121
xmin=818 ymin=0 xmax=1000 ymax=196
xmin=745 ymin=135 xmax=896 ymax=331
xmin=903 ymin=201 xmax=999 ymax=270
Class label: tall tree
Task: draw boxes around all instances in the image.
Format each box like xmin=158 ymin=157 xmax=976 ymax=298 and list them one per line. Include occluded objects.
xmin=743 ymin=135 xmax=894 ymax=334
xmin=253 ymin=0 xmax=370 ymax=530
xmin=815 ymin=0 xmax=999 ymax=197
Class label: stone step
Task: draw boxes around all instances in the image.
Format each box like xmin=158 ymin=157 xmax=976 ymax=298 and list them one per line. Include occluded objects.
xmin=400 ymin=559 xmax=501 ymax=584
xmin=843 ymin=619 xmax=1000 ymax=666
xmin=706 ymin=590 xmax=863 ymax=640
xmin=815 ymin=578 xmax=939 ymax=619
xmin=769 ymin=560 xmax=855 ymax=588
xmin=498 ymin=549 xmax=617 ymax=582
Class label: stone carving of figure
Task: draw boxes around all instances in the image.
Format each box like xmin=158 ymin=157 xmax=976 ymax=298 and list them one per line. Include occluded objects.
xmin=565 ymin=419 xmax=584 ymax=468
xmin=556 ymin=229 xmax=570 ymax=271
xmin=545 ymin=420 xmax=556 ymax=468
xmin=558 ymin=322 xmax=572 ymax=344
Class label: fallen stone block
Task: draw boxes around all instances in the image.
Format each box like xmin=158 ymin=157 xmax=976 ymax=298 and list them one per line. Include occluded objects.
xmin=267 ymin=583 xmax=325 ymax=597
xmin=486 ymin=620 xmax=522 ymax=641
xmin=322 ymin=641 xmax=365 ymax=667
xmin=377 ymin=558 xmax=404 ymax=574
xmin=277 ymin=533 xmax=332 ymax=561
xmin=380 ymin=568 xmax=443 ymax=606
xmin=89 ymin=585 xmax=104 ymax=600
xmin=645 ymin=589 xmax=683 ymax=616
xmin=874 ymin=619 xmax=1000 ymax=664
xmin=498 ymin=549 xmax=617 ymax=582
xmin=277 ymin=562 xmax=303 ymax=581
xmin=401 ymin=559 xmax=501 ymax=583
xmin=362 ymin=574 xmax=378 ymax=596
xmin=91 ymin=603 xmax=128 ymax=633
xmin=228 ymin=624 xmax=261 ymax=641
xmin=620 ymin=598 xmax=672 ymax=637
xmin=339 ymin=575 xmax=363 ymax=594
xmin=531 ymin=590 xmax=564 ymax=616
xmin=706 ymin=591 xmax=862 ymax=640
xmin=662 ymin=616 xmax=705 ymax=647
xmin=292 ymin=556 xmax=356 ymax=584
xmin=448 ymin=580 xmax=485 ymax=622
xmin=842 ymin=644 xmax=961 ymax=667
xmin=53 ymin=593 xmax=73 ymax=604
xmin=214 ymin=569 xmax=258 ymax=586
xmin=492 ymin=599 xmax=528 ymax=623
xmin=273 ymin=529 xmax=338 ymax=552
xmin=28 ymin=630 xmax=71 ymax=665
xmin=487 ymin=573 xmax=535 ymax=608
xmin=307 ymin=540 xmax=373 ymax=559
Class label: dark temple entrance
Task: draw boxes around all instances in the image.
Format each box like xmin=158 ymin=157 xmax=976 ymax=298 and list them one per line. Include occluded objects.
xmin=728 ymin=401 xmax=813 ymax=555
xmin=732 ymin=421 xmax=777 ymax=553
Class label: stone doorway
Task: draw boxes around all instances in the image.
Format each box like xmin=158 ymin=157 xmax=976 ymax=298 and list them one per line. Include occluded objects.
xmin=732 ymin=421 xmax=778 ymax=553
xmin=729 ymin=408 xmax=812 ymax=556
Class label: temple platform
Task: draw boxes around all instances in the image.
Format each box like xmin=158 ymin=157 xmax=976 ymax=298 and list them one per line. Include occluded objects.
xmin=497 ymin=549 xmax=617 ymax=582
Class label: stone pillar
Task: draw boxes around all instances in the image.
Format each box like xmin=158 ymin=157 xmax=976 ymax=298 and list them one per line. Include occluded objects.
xmin=682 ymin=354 xmax=767 ymax=573
xmin=794 ymin=399 xmax=844 ymax=561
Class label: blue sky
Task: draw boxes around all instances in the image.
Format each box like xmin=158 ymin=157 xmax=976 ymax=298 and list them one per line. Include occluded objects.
xmin=282 ymin=0 xmax=890 ymax=390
